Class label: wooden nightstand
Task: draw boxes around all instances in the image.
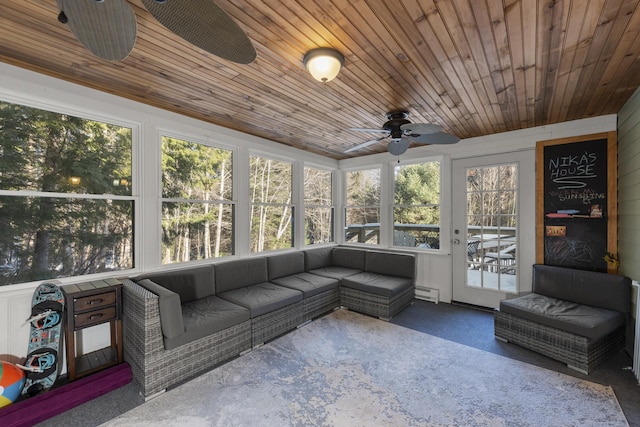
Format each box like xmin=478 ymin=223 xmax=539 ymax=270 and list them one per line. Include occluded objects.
xmin=62 ymin=279 xmax=123 ymax=381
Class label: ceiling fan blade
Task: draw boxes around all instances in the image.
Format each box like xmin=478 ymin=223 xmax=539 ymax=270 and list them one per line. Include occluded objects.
xmin=349 ymin=128 xmax=390 ymax=134
xmin=344 ymin=135 xmax=389 ymax=153
xmin=57 ymin=0 xmax=137 ymax=61
xmin=409 ymin=132 xmax=460 ymax=145
xmin=141 ymin=0 xmax=256 ymax=64
xmin=400 ymin=122 xmax=442 ymax=135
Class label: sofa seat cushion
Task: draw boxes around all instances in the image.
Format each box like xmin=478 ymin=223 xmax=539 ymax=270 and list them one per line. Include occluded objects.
xmin=307 ymin=266 xmax=361 ymax=281
xmin=164 ymin=296 xmax=250 ymax=350
xmin=218 ymin=282 xmax=303 ymax=318
xmin=270 ymin=272 xmax=339 ymax=298
xmin=341 ymin=272 xmax=414 ymax=298
xmin=499 ymin=293 xmax=625 ymax=340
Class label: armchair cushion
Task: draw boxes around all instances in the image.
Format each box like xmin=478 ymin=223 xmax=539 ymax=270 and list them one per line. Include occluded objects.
xmin=500 ymin=293 xmax=625 ymax=340
xmin=532 ymin=264 xmax=630 ymax=314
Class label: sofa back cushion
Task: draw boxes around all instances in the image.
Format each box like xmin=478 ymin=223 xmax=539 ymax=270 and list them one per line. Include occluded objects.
xmin=267 ymin=252 xmax=304 ymax=280
xmin=332 ymin=247 xmax=366 ymax=270
xmin=532 ymin=264 xmax=631 ymax=313
xmin=136 ymin=265 xmax=215 ymax=303
xmin=304 ymin=246 xmax=334 ymax=271
xmin=215 ymin=257 xmax=268 ymax=293
xmin=365 ymin=251 xmax=415 ymax=279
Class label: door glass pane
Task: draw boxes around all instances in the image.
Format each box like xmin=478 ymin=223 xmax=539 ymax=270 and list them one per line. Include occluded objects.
xmin=466 ymin=164 xmax=518 ymax=293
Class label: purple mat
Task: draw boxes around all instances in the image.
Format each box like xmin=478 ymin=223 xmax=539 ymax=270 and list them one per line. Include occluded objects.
xmin=0 ymin=362 xmax=131 ymax=427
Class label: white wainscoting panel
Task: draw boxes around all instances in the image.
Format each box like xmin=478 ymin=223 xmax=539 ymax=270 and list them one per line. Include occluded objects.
xmin=0 ymin=287 xmax=33 ymax=364
xmin=415 ymin=252 xmax=452 ymax=303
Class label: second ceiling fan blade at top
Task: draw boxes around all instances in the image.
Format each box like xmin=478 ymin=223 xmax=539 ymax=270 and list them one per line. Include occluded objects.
xmin=57 ymin=0 xmax=256 ymax=64
xmin=141 ymin=0 xmax=257 ymax=64
xmin=57 ymin=0 xmax=137 ymax=61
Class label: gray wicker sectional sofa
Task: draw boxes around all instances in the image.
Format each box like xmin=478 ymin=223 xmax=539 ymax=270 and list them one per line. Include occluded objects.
xmin=494 ymin=264 xmax=631 ymax=374
xmin=122 ymin=246 xmax=415 ymax=398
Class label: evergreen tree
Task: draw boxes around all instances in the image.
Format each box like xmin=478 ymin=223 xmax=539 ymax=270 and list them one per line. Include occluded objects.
xmin=0 ymin=101 xmax=132 ymax=285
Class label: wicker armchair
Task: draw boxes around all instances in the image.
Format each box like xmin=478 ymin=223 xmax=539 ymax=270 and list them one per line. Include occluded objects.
xmin=494 ymin=264 xmax=630 ymax=374
xmin=494 ymin=310 xmax=625 ymax=374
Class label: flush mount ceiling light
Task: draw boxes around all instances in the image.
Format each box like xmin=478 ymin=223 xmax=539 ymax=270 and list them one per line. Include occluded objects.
xmin=303 ymin=48 xmax=344 ymax=82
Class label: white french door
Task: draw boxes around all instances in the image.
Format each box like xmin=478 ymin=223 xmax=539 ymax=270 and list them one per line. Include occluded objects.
xmin=451 ymin=151 xmax=535 ymax=308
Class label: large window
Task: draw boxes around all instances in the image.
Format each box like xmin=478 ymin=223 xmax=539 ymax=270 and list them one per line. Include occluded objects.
xmin=345 ymin=168 xmax=380 ymax=244
xmin=0 ymin=100 xmax=133 ymax=286
xmin=393 ymin=161 xmax=441 ymax=248
xmin=304 ymin=166 xmax=333 ymax=245
xmin=161 ymin=136 xmax=234 ymax=263
xmin=250 ymin=155 xmax=293 ymax=252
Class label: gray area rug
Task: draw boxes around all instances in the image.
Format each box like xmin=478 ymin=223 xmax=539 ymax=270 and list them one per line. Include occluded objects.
xmin=102 ymin=309 xmax=628 ymax=426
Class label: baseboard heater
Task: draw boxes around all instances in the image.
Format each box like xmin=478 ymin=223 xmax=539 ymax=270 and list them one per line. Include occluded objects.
xmin=415 ymin=286 xmax=439 ymax=304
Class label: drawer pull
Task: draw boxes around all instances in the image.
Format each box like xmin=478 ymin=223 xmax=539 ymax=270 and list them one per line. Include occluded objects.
xmin=89 ymin=313 xmax=104 ymax=320
xmin=89 ymin=299 xmax=104 ymax=305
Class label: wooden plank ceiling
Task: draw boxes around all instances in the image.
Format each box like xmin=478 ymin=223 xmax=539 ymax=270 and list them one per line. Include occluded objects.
xmin=1 ymin=0 xmax=640 ymax=160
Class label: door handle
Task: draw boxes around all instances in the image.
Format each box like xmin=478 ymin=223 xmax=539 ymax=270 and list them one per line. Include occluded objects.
xmin=453 ymin=238 xmax=460 ymax=245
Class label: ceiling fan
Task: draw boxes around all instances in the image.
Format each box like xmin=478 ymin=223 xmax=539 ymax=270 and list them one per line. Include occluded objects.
xmin=56 ymin=0 xmax=256 ymax=64
xmin=346 ymin=110 xmax=460 ymax=155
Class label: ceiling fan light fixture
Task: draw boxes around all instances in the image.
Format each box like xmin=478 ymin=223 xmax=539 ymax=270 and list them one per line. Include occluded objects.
xmin=387 ymin=139 xmax=409 ymax=156
xmin=303 ymin=48 xmax=344 ymax=82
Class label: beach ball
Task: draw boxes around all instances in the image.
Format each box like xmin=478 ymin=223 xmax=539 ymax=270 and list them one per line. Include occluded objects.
xmin=0 ymin=361 xmax=25 ymax=408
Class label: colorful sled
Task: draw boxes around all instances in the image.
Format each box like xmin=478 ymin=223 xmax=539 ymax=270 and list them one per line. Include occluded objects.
xmin=18 ymin=283 xmax=65 ymax=398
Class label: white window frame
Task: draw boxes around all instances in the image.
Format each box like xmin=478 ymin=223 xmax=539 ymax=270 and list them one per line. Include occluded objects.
xmin=248 ymin=150 xmax=295 ymax=253
xmin=303 ymin=163 xmax=335 ymax=246
xmin=159 ymin=132 xmax=237 ymax=265
xmin=343 ymin=165 xmax=383 ymax=246
xmin=391 ymin=156 xmax=444 ymax=252
xmin=0 ymin=95 xmax=140 ymax=288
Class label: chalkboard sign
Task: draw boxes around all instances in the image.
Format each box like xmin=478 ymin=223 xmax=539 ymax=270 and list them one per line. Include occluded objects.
xmin=536 ymin=132 xmax=617 ymax=273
